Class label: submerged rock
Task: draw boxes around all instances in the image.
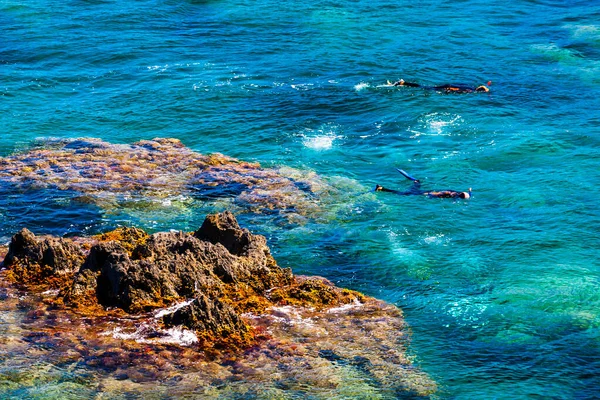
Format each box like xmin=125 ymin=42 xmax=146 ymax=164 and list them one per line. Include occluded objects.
xmin=0 ymin=138 xmax=326 ymax=217
xmin=0 ymin=212 xmax=437 ymax=397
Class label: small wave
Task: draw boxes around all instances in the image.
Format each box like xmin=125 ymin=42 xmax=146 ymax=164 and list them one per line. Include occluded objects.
xmin=290 ymin=83 xmax=313 ymax=91
xmin=354 ymin=82 xmax=370 ymax=91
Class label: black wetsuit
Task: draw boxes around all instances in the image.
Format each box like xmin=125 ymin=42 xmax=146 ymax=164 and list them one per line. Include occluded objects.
xmin=376 ymin=184 xmax=467 ymax=198
xmin=392 ymin=81 xmax=421 ymax=87
xmin=375 ymin=170 xmax=470 ymax=199
xmin=432 ymin=84 xmax=484 ymax=93
xmin=393 ymin=81 xmax=487 ymax=93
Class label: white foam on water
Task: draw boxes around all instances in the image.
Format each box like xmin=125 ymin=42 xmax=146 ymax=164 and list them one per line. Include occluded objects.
xmin=268 ymin=305 xmax=316 ymax=328
xmin=302 ymin=135 xmax=337 ymax=150
xmin=354 ymin=82 xmax=370 ymax=91
xmin=300 ymin=123 xmax=344 ymax=150
xmin=291 ymin=83 xmax=313 ymax=91
xmin=153 ymin=298 xmax=196 ymax=319
xmin=444 ymin=297 xmax=489 ymax=329
xmin=100 ymin=322 xmax=198 ymax=346
xmin=530 ymin=43 xmax=583 ymax=62
xmin=157 ymin=327 xmax=198 ymax=346
xmin=101 ymin=326 xmax=146 ymax=342
xmin=326 ymin=299 xmax=363 ymax=314
xmin=147 ymin=64 xmax=170 ymax=72
xmin=408 ymin=112 xmax=464 ymax=138
xmin=192 ymin=82 xmax=210 ymax=91
xmin=422 ymin=233 xmax=450 ymax=246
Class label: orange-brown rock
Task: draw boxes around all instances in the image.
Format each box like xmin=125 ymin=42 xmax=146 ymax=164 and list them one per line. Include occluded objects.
xmin=0 ymin=212 xmax=437 ymax=396
xmin=1 ymin=212 xmax=363 ymax=348
xmin=2 ymin=228 xmax=85 ymax=288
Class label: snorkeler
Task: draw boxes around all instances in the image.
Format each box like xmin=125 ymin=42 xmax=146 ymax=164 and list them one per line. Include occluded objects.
xmin=386 ymin=79 xmax=490 ymax=93
xmin=375 ymin=169 xmax=471 ymax=199
xmin=388 ymin=79 xmax=421 ymax=88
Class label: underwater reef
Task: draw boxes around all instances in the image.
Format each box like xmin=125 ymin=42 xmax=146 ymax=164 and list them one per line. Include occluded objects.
xmin=0 ymin=138 xmax=326 ymax=218
xmin=0 ymin=212 xmax=436 ymax=398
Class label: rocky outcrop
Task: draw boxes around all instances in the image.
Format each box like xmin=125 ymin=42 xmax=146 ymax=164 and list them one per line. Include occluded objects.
xmin=2 ymin=228 xmax=85 ymax=286
xmin=0 ymin=212 xmax=353 ymax=347
xmin=162 ymin=294 xmax=249 ymax=346
xmin=0 ymin=211 xmax=437 ymax=396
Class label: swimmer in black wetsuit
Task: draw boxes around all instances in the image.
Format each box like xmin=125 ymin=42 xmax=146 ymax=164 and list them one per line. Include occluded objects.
xmin=375 ymin=169 xmax=471 ymax=199
xmin=387 ymin=79 xmax=490 ymax=93
xmin=432 ymin=84 xmax=490 ymax=93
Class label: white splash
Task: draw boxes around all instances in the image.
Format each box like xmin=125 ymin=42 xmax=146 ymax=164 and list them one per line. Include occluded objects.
xmin=354 ymin=82 xmax=370 ymax=91
xmin=300 ymin=123 xmax=344 ymax=150
xmin=157 ymin=327 xmax=199 ymax=346
xmin=302 ymin=135 xmax=337 ymax=150
xmin=100 ymin=323 xmax=198 ymax=346
xmin=154 ymin=299 xmax=196 ymax=319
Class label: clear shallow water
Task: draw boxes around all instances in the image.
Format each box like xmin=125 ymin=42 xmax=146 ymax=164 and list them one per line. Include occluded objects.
xmin=1 ymin=0 xmax=600 ymax=398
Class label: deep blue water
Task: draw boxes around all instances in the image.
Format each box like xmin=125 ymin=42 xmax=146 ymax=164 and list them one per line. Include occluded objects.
xmin=2 ymin=0 xmax=600 ymax=398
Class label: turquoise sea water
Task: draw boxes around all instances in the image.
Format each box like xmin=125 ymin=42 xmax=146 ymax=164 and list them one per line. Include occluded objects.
xmin=2 ymin=0 xmax=600 ymax=398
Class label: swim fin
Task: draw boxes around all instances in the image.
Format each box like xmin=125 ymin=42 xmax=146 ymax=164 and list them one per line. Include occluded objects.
xmin=397 ymin=169 xmax=420 ymax=182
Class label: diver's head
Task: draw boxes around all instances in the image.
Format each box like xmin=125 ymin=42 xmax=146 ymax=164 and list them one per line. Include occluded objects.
xmin=375 ymin=184 xmax=384 ymax=191
xmin=475 ymin=85 xmax=490 ymax=92
xmin=459 ymin=191 xmax=471 ymax=199
xmin=398 ymin=79 xmax=405 ymax=85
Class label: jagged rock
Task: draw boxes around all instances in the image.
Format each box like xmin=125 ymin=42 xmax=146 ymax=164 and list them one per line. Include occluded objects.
xmin=2 ymin=228 xmax=85 ymax=285
xmin=194 ymin=211 xmax=252 ymax=256
xmin=162 ymin=294 xmax=248 ymax=339
xmin=0 ymin=213 xmax=437 ymax=396
xmin=194 ymin=211 xmax=291 ymax=293
xmin=2 ymin=212 xmax=354 ymax=347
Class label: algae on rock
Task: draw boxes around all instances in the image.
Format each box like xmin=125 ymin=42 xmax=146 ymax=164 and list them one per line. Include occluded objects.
xmin=0 ymin=211 xmax=437 ymax=397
